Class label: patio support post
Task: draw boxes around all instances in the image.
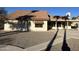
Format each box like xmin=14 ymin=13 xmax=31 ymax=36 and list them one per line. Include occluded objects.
xmin=67 ymin=21 xmax=68 ymax=29
xmin=61 ymin=22 xmax=63 ymax=29
xmin=55 ymin=21 xmax=57 ymax=29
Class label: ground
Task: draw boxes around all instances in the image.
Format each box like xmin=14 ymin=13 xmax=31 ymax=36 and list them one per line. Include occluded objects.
xmin=0 ymin=30 xmax=56 ymax=51
xmin=0 ymin=29 xmax=79 ymax=51
xmin=47 ymin=29 xmax=79 ymax=51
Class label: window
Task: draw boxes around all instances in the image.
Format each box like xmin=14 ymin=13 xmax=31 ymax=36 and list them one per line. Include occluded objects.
xmin=34 ymin=21 xmax=44 ymax=27
xmin=35 ymin=24 xmax=43 ymax=27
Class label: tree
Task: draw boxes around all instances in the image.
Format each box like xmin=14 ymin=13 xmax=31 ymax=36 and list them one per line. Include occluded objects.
xmin=72 ymin=17 xmax=77 ymax=20
xmin=0 ymin=7 xmax=7 ymax=29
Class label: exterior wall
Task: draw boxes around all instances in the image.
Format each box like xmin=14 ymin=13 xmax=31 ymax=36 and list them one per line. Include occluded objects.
xmin=4 ymin=20 xmax=79 ymax=32
xmin=67 ymin=26 xmax=71 ymax=29
xmin=4 ymin=22 xmax=12 ymax=31
xmin=4 ymin=20 xmax=18 ymax=31
xmin=30 ymin=21 xmax=47 ymax=31
xmin=4 ymin=20 xmax=27 ymax=31
xmin=77 ymin=23 xmax=79 ymax=30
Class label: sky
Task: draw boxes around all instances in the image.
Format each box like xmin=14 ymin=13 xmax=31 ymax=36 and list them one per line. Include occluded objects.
xmin=5 ymin=7 xmax=79 ymax=17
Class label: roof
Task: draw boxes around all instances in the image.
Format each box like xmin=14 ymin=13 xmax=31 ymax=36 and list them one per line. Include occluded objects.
xmin=7 ymin=10 xmax=32 ymax=20
xmin=7 ymin=10 xmax=49 ymax=21
xmin=50 ymin=15 xmax=68 ymax=21
xmin=30 ymin=11 xmax=49 ymax=21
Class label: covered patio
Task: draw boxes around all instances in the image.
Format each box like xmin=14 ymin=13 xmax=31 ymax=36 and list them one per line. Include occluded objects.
xmin=49 ymin=16 xmax=72 ymax=30
xmin=49 ymin=21 xmax=72 ymax=29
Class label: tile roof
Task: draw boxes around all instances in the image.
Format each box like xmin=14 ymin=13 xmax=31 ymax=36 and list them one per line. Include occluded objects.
xmin=7 ymin=10 xmax=32 ymax=20
xmin=7 ymin=10 xmax=49 ymax=21
xmin=30 ymin=11 xmax=49 ymax=21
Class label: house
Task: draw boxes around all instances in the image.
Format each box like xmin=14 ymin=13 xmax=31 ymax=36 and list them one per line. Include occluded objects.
xmin=4 ymin=10 xmax=79 ymax=32
xmin=4 ymin=10 xmax=49 ymax=31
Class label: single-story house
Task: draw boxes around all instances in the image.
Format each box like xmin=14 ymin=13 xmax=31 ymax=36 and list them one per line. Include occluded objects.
xmin=3 ymin=10 xmax=79 ymax=31
xmin=4 ymin=10 xmax=49 ymax=31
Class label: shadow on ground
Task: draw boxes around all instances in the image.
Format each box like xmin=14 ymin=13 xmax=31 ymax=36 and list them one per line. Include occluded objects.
xmin=0 ymin=31 xmax=27 ymax=37
xmin=61 ymin=29 xmax=71 ymax=51
xmin=0 ymin=37 xmax=24 ymax=49
xmin=45 ymin=29 xmax=59 ymax=51
xmin=0 ymin=38 xmax=12 ymax=45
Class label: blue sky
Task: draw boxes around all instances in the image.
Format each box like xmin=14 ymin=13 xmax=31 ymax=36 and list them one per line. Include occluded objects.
xmin=5 ymin=7 xmax=79 ymax=17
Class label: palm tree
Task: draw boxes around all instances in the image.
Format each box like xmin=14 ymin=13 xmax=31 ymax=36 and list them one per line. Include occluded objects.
xmin=61 ymin=16 xmax=68 ymax=29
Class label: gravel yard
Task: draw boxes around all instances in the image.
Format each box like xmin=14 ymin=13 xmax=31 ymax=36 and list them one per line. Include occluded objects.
xmin=0 ymin=30 xmax=56 ymax=50
xmin=0 ymin=29 xmax=79 ymax=51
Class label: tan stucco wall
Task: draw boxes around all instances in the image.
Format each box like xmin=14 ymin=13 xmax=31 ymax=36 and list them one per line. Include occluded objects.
xmin=4 ymin=20 xmax=48 ymax=32
xmin=7 ymin=20 xmax=18 ymax=23
xmin=4 ymin=20 xmax=28 ymax=31
xmin=4 ymin=22 xmax=12 ymax=31
xmin=30 ymin=21 xmax=48 ymax=31
xmin=4 ymin=20 xmax=18 ymax=31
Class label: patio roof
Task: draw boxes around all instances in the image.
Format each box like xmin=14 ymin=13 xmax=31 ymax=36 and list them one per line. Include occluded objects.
xmin=50 ymin=15 xmax=69 ymax=21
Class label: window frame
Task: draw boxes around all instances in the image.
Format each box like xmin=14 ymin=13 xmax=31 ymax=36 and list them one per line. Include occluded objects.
xmin=35 ymin=23 xmax=43 ymax=27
